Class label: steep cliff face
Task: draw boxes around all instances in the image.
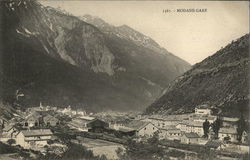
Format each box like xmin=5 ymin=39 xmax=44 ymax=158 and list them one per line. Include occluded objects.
xmin=146 ymin=34 xmax=249 ymax=117
xmin=3 ymin=1 xmax=115 ymax=76
xmin=80 ymin=15 xmax=190 ymax=88
xmin=0 ymin=0 xmax=191 ymax=112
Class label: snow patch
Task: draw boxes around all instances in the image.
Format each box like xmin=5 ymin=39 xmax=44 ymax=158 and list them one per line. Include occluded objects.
xmin=24 ymin=28 xmax=32 ymax=34
xmin=139 ymin=76 xmax=157 ymax=86
xmin=49 ymin=23 xmax=53 ymax=31
xmin=117 ymin=67 xmax=126 ymax=72
xmin=23 ymin=28 xmax=39 ymax=36
xmin=16 ymin=29 xmax=30 ymax=37
xmin=43 ymin=45 xmax=49 ymax=54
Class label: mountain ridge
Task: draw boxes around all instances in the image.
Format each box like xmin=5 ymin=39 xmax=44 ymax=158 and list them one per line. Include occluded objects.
xmin=0 ymin=0 xmax=191 ymax=112
xmin=145 ymin=34 xmax=249 ymax=117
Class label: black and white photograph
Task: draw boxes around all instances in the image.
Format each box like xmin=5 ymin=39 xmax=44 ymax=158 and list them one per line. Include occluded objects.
xmin=0 ymin=0 xmax=249 ymax=159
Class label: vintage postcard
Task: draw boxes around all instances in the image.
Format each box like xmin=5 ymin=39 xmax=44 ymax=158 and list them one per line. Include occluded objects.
xmin=0 ymin=0 xmax=249 ymax=159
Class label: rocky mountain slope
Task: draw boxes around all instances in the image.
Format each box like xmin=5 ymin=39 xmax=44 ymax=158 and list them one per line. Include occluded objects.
xmin=146 ymin=34 xmax=249 ymax=117
xmin=0 ymin=0 xmax=190 ymax=112
xmin=80 ymin=15 xmax=190 ymax=86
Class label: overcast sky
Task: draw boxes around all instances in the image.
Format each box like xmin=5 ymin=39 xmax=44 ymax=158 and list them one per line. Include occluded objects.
xmin=40 ymin=1 xmax=249 ymax=65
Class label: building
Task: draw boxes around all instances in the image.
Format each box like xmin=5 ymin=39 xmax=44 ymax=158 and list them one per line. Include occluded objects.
xmin=143 ymin=117 xmax=181 ymax=128
xmin=0 ymin=124 xmax=19 ymax=142
xmin=241 ymin=131 xmax=248 ymax=144
xmin=43 ymin=115 xmax=59 ymax=126
xmin=218 ymin=127 xmax=238 ymax=142
xmin=193 ymin=115 xmax=216 ymax=123
xmin=181 ymin=132 xmax=200 ymax=144
xmin=15 ymin=129 xmax=53 ymax=149
xmin=87 ymin=119 xmax=109 ymax=133
xmin=116 ymin=127 xmax=136 ymax=137
xmin=125 ymin=120 xmax=158 ymax=137
xmin=143 ymin=117 xmax=167 ymax=128
xmin=177 ymin=121 xmax=204 ymax=136
xmin=167 ymin=129 xmax=182 ymax=140
xmin=195 ymin=104 xmax=212 ymax=115
xmin=24 ymin=112 xmax=42 ymax=127
xmin=158 ymin=125 xmax=182 ymax=140
xmin=68 ymin=117 xmax=92 ymax=131
xmin=222 ymin=117 xmax=239 ymax=127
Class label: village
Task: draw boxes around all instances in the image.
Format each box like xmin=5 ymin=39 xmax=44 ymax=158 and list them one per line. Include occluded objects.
xmin=0 ymin=103 xmax=249 ymax=160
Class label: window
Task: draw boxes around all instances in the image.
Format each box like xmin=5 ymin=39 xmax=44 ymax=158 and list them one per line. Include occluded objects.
xmin=25 ymin=122 xmax=28 ymax=126
xmin=153 ymin=127 xmax=154 ymax=130
xmin=144 ymin=128 xmax=146 ymax=130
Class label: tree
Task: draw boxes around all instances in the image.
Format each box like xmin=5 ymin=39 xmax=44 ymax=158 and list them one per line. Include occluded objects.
xmin=119 ymin=135 xmax=167 ymax=160
xmin=203 ymin=119 xmax=210 ymax=138
xmin=236 ymin=115 xmax=247 ymax=142
xmin=7 ymin=139 xmax=16 ymax=146
xmin=211 ymin=117 xmax=222 ymax=139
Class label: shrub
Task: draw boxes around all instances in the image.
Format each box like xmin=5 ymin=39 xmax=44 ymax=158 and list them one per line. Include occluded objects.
xmin=7 ymin=139 xmax=16 ymax=146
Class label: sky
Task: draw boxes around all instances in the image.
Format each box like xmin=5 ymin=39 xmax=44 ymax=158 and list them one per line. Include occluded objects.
xmin=40 ymin=1 xmax=249 ymax=65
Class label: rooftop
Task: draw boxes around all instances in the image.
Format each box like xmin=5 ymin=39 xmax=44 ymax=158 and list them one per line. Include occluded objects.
xmin=196 ymin=104 xmax=211 ymax=109
xmin=222 ymin=117 xmax=239 ymax=122
xmin=117 ymin=126 xmax=135 ymax=132
xmin=43 ymin=114 xmax=58 ymax=121
xmin=183 ymin=132 xmax=200 ymax=138
xmin=21 ymin=129 xmax=53 ymax=137
xmin=193 ymin=115 xmax=216 ymax=121
xmin=3 ymin=124 xmax=15 ymax=132
xmin=180 ymin=120 xmax=203 ymax=127
xmin=26 ymin=112 xmax=42 ymax=120
xmin=205 ymin=140 xmax=223 ymax=148
xmin=148 ymin=117 xmax=165 ymax=121
xmin=219 ymin=127 xmax=237 ymax=134
xmin=160 ymin=125 xmax=178 ymax=130
xmin=167 ymin=129 xmax=181 ymax=134
xmin=79 ymin=116 xmax=95 ymax=121
xmin=125 ymin=120 xmax=151 ymax=130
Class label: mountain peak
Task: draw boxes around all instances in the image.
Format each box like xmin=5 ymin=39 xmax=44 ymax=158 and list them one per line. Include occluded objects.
xmin=1 ymin=1 xmax=191 ymax=112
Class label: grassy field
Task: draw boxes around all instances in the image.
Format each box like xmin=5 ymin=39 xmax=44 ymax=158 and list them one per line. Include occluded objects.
xmin=0 ymin=154 xmax=18 ymax=160
xmin=81 ymin=138 xmax=124 ymax=160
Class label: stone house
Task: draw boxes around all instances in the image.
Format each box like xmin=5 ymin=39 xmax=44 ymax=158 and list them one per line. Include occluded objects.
xmin=126 ymin=120 xmax=158 ymax=137
xmin=177 ymin=121 xmax=204 ymax=136
xmin=159 ymin=125 xmax=182 ymax=140
xmin=43 ymin=115 xmax=59 ymax=126
xmin=195 ymin=104 xmax=212 ymax=115
xmin=181 ymin=132 xmax=200 ymax=144
xmin=24 ymin=112 xmax=42 ymax=127
xmin=15 ymin=129 xmax=53 ymax=149
xmin=218 ymin=127 xmax=238 ymax=142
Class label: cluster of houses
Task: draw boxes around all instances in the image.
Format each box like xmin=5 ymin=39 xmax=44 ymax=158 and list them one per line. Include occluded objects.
xmin=107 ymin=104 xmax=249 ymax=150
xmin=0 ymin=124 xmax=55 ymax=150
xmin=0 ymin=103 xmax=249 ymax=154
xmin=0 ymin=104 xmax=87 ymax=150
